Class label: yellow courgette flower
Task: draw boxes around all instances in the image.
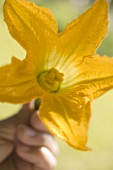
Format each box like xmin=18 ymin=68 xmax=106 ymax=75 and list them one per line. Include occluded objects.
xmin=0 ymin=0 xmax=113 ymax=150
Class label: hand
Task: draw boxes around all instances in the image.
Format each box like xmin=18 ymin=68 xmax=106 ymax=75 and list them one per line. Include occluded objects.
xmin=0 ymin=104 xmax=59 ymax=170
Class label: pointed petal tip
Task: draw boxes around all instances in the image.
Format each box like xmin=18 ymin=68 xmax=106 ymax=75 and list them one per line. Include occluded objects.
xmin=67 ymin=140 xmax=91 ymax=151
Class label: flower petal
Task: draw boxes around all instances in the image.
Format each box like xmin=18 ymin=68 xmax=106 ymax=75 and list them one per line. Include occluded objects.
xmin=39 ymin=93 xmax=92 ymax=150
xmin=0 ymin=57 xmax=43 ymax=103
xmin=4 ymin=0 xmax=58 ymax=73
xmin=56 ymin=0 xmax=108 ymax=71
xmin=63 ymin=55 xmax=113 ymax=100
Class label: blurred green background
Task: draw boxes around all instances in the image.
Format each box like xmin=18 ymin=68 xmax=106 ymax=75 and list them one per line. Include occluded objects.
xmin=0 ymin=0 xmax=113 ymax=169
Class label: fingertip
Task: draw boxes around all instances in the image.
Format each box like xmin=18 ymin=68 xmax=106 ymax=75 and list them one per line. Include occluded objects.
xmin=17 ymin=125 xmax=36 ymax=137
xmin=38 ymin=147 xmax=57 ymax=170
xmin=16 ymin=125 xmax=37 ymax=146
xmin=16 ymin=144 xmax=57 ymax=170
xmin=30 ymin=111 xmax=48 ymax=132
xmin=29 ymin=100 xmax=35 ymax=111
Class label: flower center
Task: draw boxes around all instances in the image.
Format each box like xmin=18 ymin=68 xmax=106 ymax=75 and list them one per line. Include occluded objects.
xmin=38 ymin=68 xmax=64 ymax=92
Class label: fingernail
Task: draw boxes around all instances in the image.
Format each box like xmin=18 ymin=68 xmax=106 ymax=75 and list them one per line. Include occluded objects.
xmin=29 ymin=100 xmax=35 ymax=110
xmin=25 ymin=128 xmax=36 ymax=137
xmin=41 ymin=147 xmax=57 ymax=169
xmin=18 ymin=125 xmax=36 ymax=137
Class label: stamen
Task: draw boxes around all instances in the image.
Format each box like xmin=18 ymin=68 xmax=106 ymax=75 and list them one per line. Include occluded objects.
xmin=38 ymin=68 xmax=64 ymax=92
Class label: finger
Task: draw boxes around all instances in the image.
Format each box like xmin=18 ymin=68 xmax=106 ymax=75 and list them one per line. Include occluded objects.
xmin=0 ymin=141 xmax=14 ymax=163
xmin=0 ymin=103 xmax=34 ymax=126
xmin=0 ymin=124 xmax=15 ymax=163
xmin=30 ymin=111 xmax=49 ymax=133
xmin=13 ymin=153 xmax=33 ymax=170
xmin=16 ymin=125 xmax=59 ymax=156
xmin=0 ymin=124 xmax=15 ymax=141
xmin=16 ymin=143 xmax=57 ymax=170
xmin=12 ymin=103 xmax=34 ymax=125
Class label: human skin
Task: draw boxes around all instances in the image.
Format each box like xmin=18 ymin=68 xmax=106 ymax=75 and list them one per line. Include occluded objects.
xmin=0 ymin=103 xmax=59 ymax=170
